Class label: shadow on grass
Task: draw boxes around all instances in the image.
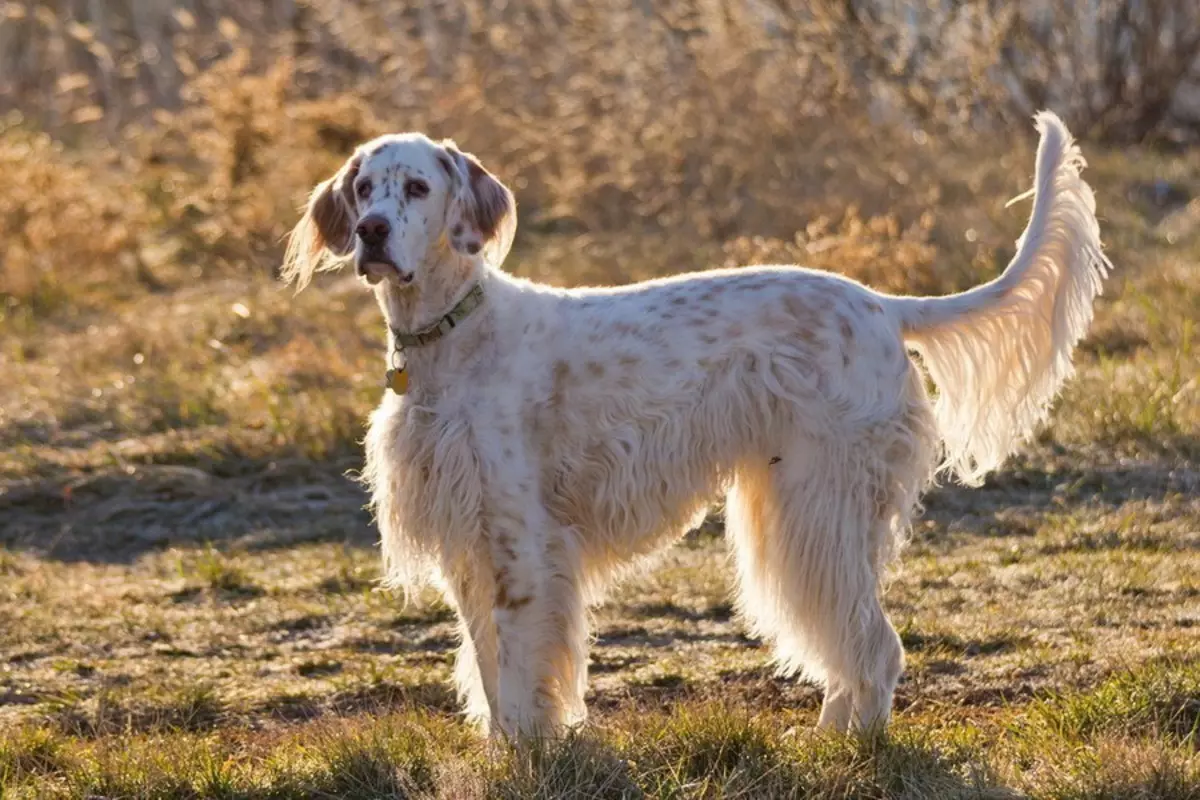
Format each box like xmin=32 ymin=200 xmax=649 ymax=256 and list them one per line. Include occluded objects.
xmin=921 ymin=461 xmax=1199 ymax=531
xmin=4 ymin=449 xmax=1196 ymax=566
xmin=899 ymin=627 xmax=1032 ymax=657
xmin=1 ymin=455 xmax=373 ymax=564
xmin=37 ymin=679 xmax=463 ymax=743
xmin=623 ymin=599 xmax=736 ymax=622
xmin=43 ymin=684 xmax=228 ymax=739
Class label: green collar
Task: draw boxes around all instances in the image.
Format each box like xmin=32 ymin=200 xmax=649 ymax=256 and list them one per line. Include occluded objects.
xmin=390 ymin=283 xmax=485 ymax=350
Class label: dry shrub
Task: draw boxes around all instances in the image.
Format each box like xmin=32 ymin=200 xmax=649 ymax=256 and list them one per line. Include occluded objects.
xmin=2 ymin=1 xmax=977 ymax=321
xmin=0 ymin=123 xmax=144 ymax=314
xmin=0 ymin=2 xmax=1176 ymax=470
xmin=131 ymin=51 xmax=383 ymax=278
xmin=722 ymin=209 xmax=943 ymax=294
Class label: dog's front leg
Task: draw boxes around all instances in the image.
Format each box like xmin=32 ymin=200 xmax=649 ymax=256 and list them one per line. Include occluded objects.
xmin=487 ymin=496 xmax=553 ymax=738
xmin=481 ymin=465 xmax=578 ymax=740
xmin=445 ymin=562 xmax=501 ymax=735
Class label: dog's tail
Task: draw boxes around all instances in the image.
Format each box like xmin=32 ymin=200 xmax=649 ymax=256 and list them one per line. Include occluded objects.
xmin=887 ymin=111 xmax=1112 ymax=485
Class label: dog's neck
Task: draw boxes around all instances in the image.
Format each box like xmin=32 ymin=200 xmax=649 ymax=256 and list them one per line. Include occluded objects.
xmin=375 ymin=248 xmax=492 ymax=391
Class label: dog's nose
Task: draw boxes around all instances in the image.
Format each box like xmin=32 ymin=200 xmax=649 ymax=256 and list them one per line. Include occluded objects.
xmin=356 ymin=214 xmax=390 ymax=246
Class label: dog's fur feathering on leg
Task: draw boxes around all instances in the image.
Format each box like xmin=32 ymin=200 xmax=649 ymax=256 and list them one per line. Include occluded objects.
xmin=282 ymin=112 xmax=1110 ymax=739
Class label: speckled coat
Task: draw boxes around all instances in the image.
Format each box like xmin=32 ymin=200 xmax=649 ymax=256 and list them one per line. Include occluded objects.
xmin=282 ymin=114 xmax=1110 ymax=738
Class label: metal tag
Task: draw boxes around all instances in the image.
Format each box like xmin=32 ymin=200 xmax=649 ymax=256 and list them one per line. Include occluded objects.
xmin=385 ymin=368 xmax=408 ymax=395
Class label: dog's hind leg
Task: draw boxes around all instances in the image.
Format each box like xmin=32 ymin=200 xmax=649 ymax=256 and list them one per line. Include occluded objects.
xmin=726 ymin=458 xmax=854 ymax=710
xmin=727 ymin=457 xmax=866 ymax=728
xmin=727 ymin=404 xmax=934 ymax=733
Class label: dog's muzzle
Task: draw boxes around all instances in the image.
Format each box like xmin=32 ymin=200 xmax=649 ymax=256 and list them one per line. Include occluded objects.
xmin=356 ymin=253 xmax=411 ymax=285
xmin=355 ymin=214 xmax=413 ymax=285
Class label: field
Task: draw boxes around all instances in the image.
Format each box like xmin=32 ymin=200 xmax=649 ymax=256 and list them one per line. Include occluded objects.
xmin=2 ymin=4 xmax=1200 ymax=798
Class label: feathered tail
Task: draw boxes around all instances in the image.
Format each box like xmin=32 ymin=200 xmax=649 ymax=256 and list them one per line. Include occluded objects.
xmin=887 ymin=111 xmax=1112 ymax=485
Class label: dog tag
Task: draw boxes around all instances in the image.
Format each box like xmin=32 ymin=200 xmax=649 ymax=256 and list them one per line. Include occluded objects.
xmin=385 ymin=368 xmax=408 ymax=395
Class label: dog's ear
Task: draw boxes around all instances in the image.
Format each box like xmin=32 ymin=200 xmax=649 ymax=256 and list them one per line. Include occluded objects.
xmin=438 ymin=141 xmax=516 ymax=265
xmin=281 ymin=153 xmax=362 ymax=289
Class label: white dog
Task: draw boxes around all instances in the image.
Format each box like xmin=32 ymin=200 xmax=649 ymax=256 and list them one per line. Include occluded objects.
xmin=282 ymin=112 xmax=1110 ymax=738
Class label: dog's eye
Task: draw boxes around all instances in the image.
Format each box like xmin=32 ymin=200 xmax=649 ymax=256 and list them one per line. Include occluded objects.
xmin=356 ymin=180 xmax=372 ymax=199
xmin=404 ymin=179 xmax=429 ymax=200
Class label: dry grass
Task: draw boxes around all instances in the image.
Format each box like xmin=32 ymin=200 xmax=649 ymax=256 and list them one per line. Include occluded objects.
xmin=2 ymin=3 xmax=1200 ymax=798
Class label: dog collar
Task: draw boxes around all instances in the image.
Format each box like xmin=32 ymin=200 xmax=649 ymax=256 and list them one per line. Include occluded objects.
xmin=385 ymin=283 xmax=484 ymax=395
xmin=390 ymin=283 xmax=485 ymax=350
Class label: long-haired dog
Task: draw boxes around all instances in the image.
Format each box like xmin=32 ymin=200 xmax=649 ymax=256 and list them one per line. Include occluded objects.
xmin=282 ymin=112 xmax=1110 ymax=738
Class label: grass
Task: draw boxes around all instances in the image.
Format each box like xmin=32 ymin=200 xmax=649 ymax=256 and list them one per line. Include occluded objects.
xmin=2 ymin=668 xmax=1197 ymax=798
xmin=0 ymin=497 xmax=1197 ymax=796
xmin=2 ymin=7 xmax=1199 ymax=797
xmin=182 ymin=544 xmax=263 ymax=597
xmin=1 ymin=259 xmax=1197 ymax=798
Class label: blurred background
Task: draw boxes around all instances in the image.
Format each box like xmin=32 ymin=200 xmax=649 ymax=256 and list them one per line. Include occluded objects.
xmin=0 ymin=0 xmax=1197 ymax=552
xmin=1 ymin=6 xmax=1199 ymax=795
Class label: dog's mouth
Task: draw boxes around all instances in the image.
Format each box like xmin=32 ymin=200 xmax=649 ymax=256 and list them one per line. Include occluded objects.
xmin=356 ymin=255 xmax=413 ymax=286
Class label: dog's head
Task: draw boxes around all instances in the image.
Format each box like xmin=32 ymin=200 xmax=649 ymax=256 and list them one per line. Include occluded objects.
xmin=282 ymin=134 xmax=515 ymax=289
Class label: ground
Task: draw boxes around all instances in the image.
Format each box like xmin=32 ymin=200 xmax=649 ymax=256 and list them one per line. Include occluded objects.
xmin=1 ymin=126 xmax=1198 ymax=797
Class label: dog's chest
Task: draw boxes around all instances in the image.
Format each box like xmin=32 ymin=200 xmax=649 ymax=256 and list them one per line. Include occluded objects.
xmin=385 ymin=399 xmax=486 ymax=544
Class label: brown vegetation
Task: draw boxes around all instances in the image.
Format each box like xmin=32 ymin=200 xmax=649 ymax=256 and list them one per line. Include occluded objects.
xmin=1 ymin=2 xmax=1198 ymax=797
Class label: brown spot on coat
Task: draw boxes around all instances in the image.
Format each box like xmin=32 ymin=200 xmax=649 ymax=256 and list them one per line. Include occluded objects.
xmin=550 ymin=361 xmax=572 ymax=408
xmin=495 ymin=577 xmax=531 ymax=610
xmin=494 ymin=536 xmax=518 ymax=562
xmin=783 ymin=295 xmax=813 ymax=321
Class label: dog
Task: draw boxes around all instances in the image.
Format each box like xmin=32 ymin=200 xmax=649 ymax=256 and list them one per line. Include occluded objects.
xmin=282 ymin=112 xmax=1110 ymax=738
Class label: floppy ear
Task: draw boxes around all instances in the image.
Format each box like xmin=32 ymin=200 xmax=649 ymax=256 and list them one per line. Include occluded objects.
xmin=438 ymin=141 xmax=517 ymax=266
xmin=281 ymin=153 xmax=362 ymax=289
